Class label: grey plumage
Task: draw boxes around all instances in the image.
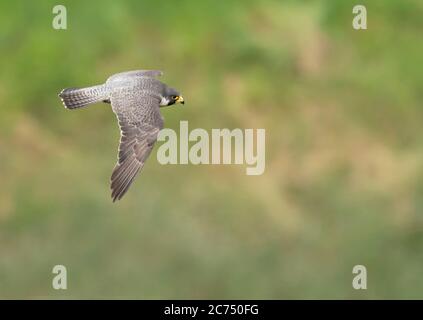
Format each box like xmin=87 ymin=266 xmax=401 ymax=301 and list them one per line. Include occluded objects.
xmin=59 ymin=70 xmax=184 ymax=202
xmin=59 ymin=84 xmax=108 ymax=109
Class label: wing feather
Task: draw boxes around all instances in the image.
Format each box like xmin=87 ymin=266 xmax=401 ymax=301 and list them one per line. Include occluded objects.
xmin=110 ymin=93 xmax=163 ymax=202
xmin=107 ymin=70 xmax=163 ymax=83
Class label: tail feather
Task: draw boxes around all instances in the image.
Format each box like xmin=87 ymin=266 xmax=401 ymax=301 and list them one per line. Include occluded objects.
xmin=59 ymin=84 xmax=108 ymax=109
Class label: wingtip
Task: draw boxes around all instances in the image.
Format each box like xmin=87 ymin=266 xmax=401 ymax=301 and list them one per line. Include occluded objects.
xmin=111 ymin=193 xmax=124 ymax=203
xmin=111 ymin=186 xmax=125 ymax=202
xmin=110 ymin=183 xmax=121 ymax=203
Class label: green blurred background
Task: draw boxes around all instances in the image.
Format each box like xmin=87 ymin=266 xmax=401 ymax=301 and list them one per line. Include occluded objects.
xmin=1 ymin=0 xmax=423 ymax=299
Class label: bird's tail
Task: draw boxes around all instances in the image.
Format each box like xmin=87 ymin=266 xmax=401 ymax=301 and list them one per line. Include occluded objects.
xmin=59 ymin=84 xmax=108 ymax=109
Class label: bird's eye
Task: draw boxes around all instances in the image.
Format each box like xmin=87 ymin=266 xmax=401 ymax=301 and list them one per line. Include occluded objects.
xmin=172 ymin=95 xmax=177 ymax=99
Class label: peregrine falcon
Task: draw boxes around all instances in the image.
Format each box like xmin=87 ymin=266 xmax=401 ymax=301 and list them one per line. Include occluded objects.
xmin=59 ymin=70 xmax=184 ymax=202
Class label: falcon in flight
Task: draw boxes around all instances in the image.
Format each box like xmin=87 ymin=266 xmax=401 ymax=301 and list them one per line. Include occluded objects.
xmin=59 ymin=70 xmax=184 ymax=202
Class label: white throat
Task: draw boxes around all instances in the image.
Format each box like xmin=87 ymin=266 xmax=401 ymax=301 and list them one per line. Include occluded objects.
xmin=160 ymin=96 xmax=170 ymax=106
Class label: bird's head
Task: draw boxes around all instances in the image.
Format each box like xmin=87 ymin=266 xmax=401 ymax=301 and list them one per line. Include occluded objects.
xmin=161 ymin=87 xmax=184 ymax=106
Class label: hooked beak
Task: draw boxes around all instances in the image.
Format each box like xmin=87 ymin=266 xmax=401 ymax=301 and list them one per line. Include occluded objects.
xmin=176 ymin=95 xmax=184 ymax=104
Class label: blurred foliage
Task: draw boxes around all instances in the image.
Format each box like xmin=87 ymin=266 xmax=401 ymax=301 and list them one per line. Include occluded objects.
xmin=0 ymin=0 xmax=423 ymax=298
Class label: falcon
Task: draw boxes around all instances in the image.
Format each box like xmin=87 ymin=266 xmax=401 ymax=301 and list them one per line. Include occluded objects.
xmin=58 ymin=70 xmax=184 ymax=202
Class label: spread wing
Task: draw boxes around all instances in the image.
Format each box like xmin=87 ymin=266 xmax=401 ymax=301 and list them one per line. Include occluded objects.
xmin=107 ymin=70 xmax=163 ymax=83
xmin=110 ymin=93 xmax=164 ymax=202
xmin=122 ymin=70 xmax=163 ymax=78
